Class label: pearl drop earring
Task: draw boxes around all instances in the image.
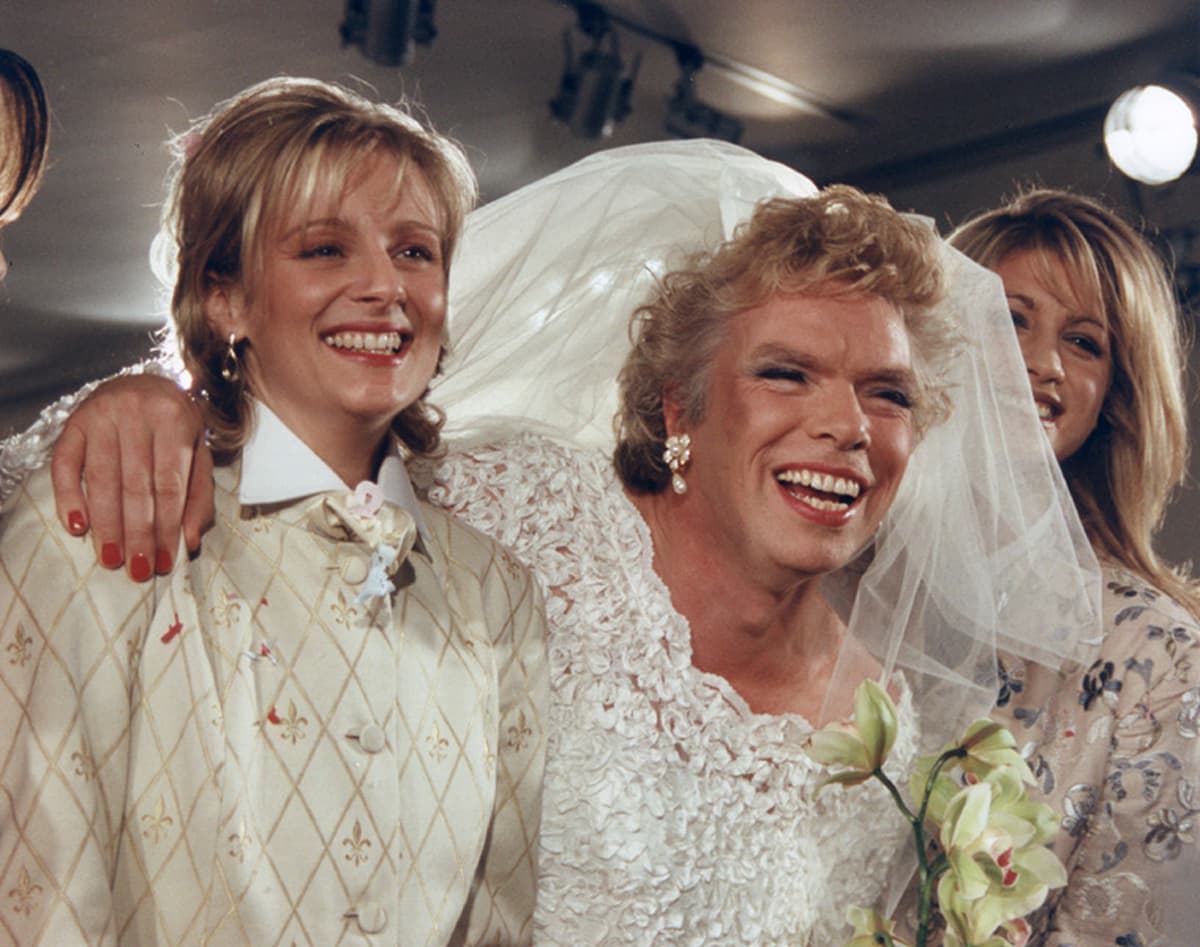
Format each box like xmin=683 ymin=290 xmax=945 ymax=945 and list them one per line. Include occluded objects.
xmin=662 ymin=433 xmax=692 ymax=495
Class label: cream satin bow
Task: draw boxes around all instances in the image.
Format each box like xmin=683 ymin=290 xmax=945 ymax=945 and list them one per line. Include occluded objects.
xmin=305 ymin=483 xmax=418 ymax=602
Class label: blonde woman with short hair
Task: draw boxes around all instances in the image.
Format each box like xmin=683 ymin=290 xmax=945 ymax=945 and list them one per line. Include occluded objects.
xmin=0 ymin=77 xmax=548 ymax=945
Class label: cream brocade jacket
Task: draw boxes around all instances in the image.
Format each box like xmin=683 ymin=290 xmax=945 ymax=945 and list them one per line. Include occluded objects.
xmin=0 ymin=463 xmax=548 ymax=947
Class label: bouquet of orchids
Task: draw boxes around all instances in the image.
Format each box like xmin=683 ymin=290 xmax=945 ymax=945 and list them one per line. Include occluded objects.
xmin=806 ymin=681 xmax=1065 ymax=947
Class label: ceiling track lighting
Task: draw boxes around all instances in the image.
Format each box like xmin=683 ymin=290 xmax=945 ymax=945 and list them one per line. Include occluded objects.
xmin=340 ymin=0 xmax=437 ymax=68
xmin=336 ymin=0 xmax=840 ymax=142
xmin=1104 ymin=73 xmax=1200 ymax=186
xmin=664 ymin=43 xmax=743 ymax=144
xmin=549 ymin=3 xmax=639 ymax=139
xmin=550 ymin=0 xmax=799 ymax=142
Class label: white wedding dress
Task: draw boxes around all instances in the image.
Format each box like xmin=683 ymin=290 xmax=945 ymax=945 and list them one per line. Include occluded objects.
xmin=425 ymin=433 xmax=918 ymax=945
xmin=410 ymin=139 xmax=1098 ymax=944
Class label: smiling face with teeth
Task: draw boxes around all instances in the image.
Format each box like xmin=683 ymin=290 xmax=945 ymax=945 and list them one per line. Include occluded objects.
xmin=663 ymin=289 xmax=917 ymax=589
xmin=993 ymin=250 xmax=1112 ymax=464
xmin=205 ymin=155 xmax=447 ymax=483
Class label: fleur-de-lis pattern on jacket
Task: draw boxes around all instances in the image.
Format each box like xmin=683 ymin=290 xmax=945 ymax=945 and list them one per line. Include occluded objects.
xmin=0 ymin=461 xmax=548 ymax=946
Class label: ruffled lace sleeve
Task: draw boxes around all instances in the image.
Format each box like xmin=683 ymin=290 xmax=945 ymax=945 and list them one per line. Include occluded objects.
xmin=994 ymin=564 xmax=1200 ymax=944
xmin=0 ymin=358 xmax=179 ymax=510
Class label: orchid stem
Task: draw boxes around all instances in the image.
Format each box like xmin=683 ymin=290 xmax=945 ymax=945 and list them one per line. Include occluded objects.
xmin=918 ymin=746 xmax=966 ymax=826
xmin=871 ymin=746 xmax=965 ymax=947
xmin=871 ymin=766 xmax=915 ymax=823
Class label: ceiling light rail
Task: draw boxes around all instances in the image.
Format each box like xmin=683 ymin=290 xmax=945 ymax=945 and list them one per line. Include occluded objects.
xmin=550 ymin=0 xmax=846 ymax=141
xmin=337 ymin=0 xmax=851 ymax=142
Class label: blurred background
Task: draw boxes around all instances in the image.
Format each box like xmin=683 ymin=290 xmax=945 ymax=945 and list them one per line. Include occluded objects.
xmin=2 ymin=0 xmax=1197 ymax=564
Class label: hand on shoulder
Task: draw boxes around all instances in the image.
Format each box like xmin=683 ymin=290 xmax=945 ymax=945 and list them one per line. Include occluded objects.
xmin=50 ymin=373 xmax=213 ymax=581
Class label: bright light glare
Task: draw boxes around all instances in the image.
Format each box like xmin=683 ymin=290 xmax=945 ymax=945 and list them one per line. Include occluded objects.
xmin=1104 ymin=84 xmax=1198 ymax=185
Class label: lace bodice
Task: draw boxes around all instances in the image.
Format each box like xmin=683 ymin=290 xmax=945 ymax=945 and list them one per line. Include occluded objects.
xmin=426 ymin=432 xmax=918 ymax=946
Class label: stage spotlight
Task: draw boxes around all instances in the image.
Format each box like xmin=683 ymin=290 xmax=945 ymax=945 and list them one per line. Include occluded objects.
xmin=340 ymin=0 xmax=437 ymax=67
xmin=549 ymin=3 xmax=637 ymax=139
xmin=664 ymin=46 xmax=743 ymax=144
xmin=1104 ymin=77 xmax=1199 ymax=186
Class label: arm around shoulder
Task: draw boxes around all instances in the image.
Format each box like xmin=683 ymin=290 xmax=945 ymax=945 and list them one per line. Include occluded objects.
xmin=0 ymin=358 xmax=176 ymax=511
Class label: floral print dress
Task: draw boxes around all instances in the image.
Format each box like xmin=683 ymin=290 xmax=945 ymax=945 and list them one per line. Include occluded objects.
xmin=994 ymin=564 xmax=1200 ymax=946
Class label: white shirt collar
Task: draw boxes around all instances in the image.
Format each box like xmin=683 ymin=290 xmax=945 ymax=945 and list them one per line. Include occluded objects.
xmin=238 ymin=400 xmax=430 ymax=544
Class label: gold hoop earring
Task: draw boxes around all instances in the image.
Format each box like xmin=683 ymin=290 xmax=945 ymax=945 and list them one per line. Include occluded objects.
xmin=663 ymin=433 xmax=692 ymax=495
xmin=220 ymin=333 xmax=241 ymax=383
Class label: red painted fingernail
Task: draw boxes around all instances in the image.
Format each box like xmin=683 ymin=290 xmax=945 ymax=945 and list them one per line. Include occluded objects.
xmin=67 ymin=510 xmax=87 ymax=535
xmin=130 ymin=553 xmax=152 ymax=582
xmin=154 ymin=548 xmax=172 ymax=574
xmin=100 ymin=543 xmax=122 ymax=569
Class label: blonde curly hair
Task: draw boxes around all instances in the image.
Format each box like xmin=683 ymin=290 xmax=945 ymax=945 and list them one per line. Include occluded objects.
xmin=615 ymin=185 xmax=955 ymax=494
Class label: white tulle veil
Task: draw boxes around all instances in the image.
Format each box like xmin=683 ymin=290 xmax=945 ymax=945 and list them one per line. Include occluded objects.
xmin=433 ymin=139 xmax=1102 ymax=752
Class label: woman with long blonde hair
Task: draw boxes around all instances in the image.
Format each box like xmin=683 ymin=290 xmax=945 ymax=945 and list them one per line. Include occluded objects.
xmin=952 ymin=189 xmax=1199 ymax=944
